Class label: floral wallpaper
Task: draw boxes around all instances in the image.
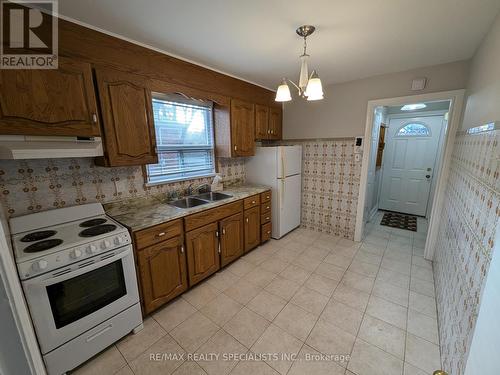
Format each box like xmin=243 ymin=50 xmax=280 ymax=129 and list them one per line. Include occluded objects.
xmin=433 ymin=129 xmax=499 ymax=375
xmin=0 ymin=157 xmax=246 ymax=218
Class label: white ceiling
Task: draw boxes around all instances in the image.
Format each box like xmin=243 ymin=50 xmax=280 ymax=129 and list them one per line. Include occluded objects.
xmin=58 ymin=0 xmax=500 ymax=89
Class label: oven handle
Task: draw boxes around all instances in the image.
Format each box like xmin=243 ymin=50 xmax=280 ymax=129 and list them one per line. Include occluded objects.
xmin=24 ymin=247 xmax=133 ymax=286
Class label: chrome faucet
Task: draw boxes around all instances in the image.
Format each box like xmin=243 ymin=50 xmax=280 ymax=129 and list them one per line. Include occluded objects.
xmin=186 ymin=183 xmax=195 ymax=196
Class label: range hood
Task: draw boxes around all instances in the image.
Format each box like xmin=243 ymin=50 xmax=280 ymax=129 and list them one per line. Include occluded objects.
xmin=0 ymin=135 xmax=104 ymax=159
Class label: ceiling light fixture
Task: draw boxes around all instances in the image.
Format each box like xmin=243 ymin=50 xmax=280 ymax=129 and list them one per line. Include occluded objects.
xmin=275 ymin=25 xmax=324 ymax=102
xmin=401 ymin=103 xmax=427 ymax=111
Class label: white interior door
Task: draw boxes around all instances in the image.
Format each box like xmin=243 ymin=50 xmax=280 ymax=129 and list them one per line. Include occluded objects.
xmin=379 ymin=116 xmax=443 ymax=216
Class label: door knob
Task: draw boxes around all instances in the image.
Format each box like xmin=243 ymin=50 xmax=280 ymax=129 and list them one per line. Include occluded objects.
xmin=426 ymin=175 xmax=431 ymax=179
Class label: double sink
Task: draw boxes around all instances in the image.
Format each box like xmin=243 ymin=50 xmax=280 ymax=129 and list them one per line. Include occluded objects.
xmin=168 ymin=192 xmax=232 ymax=209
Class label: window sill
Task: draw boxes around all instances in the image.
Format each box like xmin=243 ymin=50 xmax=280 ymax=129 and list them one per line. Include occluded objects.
xmin=144 ymin=173 xmax=216 ymax=187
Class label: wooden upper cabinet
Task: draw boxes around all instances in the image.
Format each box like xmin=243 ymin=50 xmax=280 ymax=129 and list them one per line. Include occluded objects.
xmin=137 ymin=235 xmax=188 ymax=314
xmin=0 ymin=57 xmax=100 ymax=137
xmin=269 ymin=106 xmax=282 ymax=140
xmin=231 ymin=99 xmax=255 ymax=157
xmin=185 ymin=222 xmax=220 ymax=286
xmin=219 ymin=212 xmax=244 ymax=267
xmin=94 ymin=67 xmax=158 ymax=167
xmin=255 ymin=104 xmax=269 ymax=140
xmin=244 ymin=205 xmax=261 ymax=252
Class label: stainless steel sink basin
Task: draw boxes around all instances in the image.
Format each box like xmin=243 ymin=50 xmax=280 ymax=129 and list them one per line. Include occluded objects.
xmin=168 ymin=197 xmax=209 ymax=209
xmin=196 ymin=192 xmax=233 ymax=201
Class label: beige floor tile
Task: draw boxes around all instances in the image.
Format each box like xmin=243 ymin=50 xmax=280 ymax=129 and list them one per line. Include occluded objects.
xmin=411 ymin=255 xmax=433 ymax=270
xmin=323 ymin=253 xmax=353 ymax=270
xmin=129 ymin=334 xmax=185 ymax=375
xmin=409 ymin=291 xmax=437 ymax=317
xmin=372 ymin=279 xmax=409 ymax=307
xmin=376 ymin=268 xmax=410 ymax=289
xmin=224 ymin=279 xmax=262 ymax=305
xmin=304 ymin=273 xmax=339 ymax=296
xmin=264 ymin=276 xmax=301 ymax=300
xmin=334 ymin=246 xmax=359 ymax=259
xmin=403 ymin=362 xmax=427 ymax=375
xmin=72 ymin=346 xmax=127 ymax=375
xmin=260 ymin=257 xmax=289 ymax=274
xmin=313 ymin=238 xmax=339 ymax=251
xmin=243 ymin=248 xmax=271 ymax=265
xmin=347 ymin=339 xmax=403 ymax=375
xmin=348 ymin=259 xmax=379 ymax=278
xmin=273 ymin=303 xmax=317 ymax=341
xmin=116 ymin=317 xmax=167 ymax=362
xmin=407 ymin=309 xmax=439 ymax=344
xmin=114 ymin=365 xmax=134 ymax=375
xmin=207 ymin=270 xmax=240 ymax=292
xmin=359 ymin=243 xmax=386 ymax=256
xmin=319 ymin=300 xmax=363 ymax=336
xmin=251 ymin=324 xmax=303 ymax=374
xmin=366 ymin=295 xmax=408 ymax=330
xmin=227 ymin=258 xmax=256 ymax=277
xmin=410 ymin=277 xmax=435 ymax=297
xmin=383 ymin=248 xmax=412 ymax=263
xmin=306 ymin=319 xmax=355 ymax=364
xmin=247 ymin=290 xmax=287 ymax=321
xmin=405 ymin=333 xmax=441 ymax=374
xmin=358 ymin=315 xmax=406 ymax=359
xmin=153 ymin=297 xmax=197 ymax=332
xmin=243 ymin=267 xmax=277 ymax=287
xmin=288 ymin=345 xmax=345 ymax=375
xmin=302 ymin=246 xmax=329 ymax=261
xmin=183 ymin=283 xmax=220 ymax=309
xmin=381 ymin=257 xmax=411 ymax=275
xmin=200 ymin=293 xmax=243 ymax=326
xmin=224 ymin=307 xmax=270 ymax=348
xmin=353 ymin=250 xmax=383 ymax=265
xmin=230 ymin=360 xmax=279 ymax=375
xmin=170 ymin=311 xmax=219 ymax=352
xmin=340 ymin=271 xmax=375 ymax=293
xmin=196 ymin=330 xmax=247 ymax=375
xmin=315 ymin=262 xmax=345 ymax=281
xmin=172 ymin=361 xmax=206 ymax=375
xmin=411 ymin=264 xmax=434 ymax=282
xmin=273 ymin=247 xmax=302 ymax=262
xmin=279 ymin=264 xmax=311 ymax=284
xmin=292 ymin=254 xmax=322 ymax=272
xmin=291 ymin=286 xmax=329 ymax=316
xmin=332 ymin=284 xmax=370 ymax=312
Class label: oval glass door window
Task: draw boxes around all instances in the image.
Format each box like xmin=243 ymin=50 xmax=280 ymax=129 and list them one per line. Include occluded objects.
xmin=396 ymin=122 xmax=430 ymax=136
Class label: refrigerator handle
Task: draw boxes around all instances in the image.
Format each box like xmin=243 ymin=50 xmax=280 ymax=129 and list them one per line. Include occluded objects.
xmin=281 ymin=178 xmax=285 ymax=209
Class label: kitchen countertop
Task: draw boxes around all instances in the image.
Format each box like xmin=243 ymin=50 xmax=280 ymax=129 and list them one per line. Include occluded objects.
xmin=104 ymin=184 xmax=271 ymax=232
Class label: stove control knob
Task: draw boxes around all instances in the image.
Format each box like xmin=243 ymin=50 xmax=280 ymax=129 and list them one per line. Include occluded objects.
xmin=101 ymin=240 xmax=111 ymax=249
xmin=70 ymin=249 xmax=82 ymax=259
xmin=86 ymin=244 xmax=98 ymax=254
xmin=114 ymin=236 xmax=125 ymax=245
xmin=32 ymin=260 xmax=48 ymax=271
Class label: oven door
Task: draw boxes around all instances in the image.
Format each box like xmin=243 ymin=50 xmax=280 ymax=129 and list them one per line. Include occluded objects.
xmin=22 ymin=245 xmax=139 ymax=354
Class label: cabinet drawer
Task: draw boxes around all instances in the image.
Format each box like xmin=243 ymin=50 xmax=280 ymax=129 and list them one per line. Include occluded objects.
xmin=261 ymin=202 xmax=271 ymax=214
xmin=134 ymin=219 xmax=182 ymax=249
xmin=244 ymin=194 xmax=260 ymax=210
xmin=260 ymin=190 xmax=272 ymax=203
xmin=260 ymin=212 xmax=271 ymax=224
xmin=261 ymin=222 xmax=272 ymax=243
xmin=185 ymin=201 xmax=242 ymax=232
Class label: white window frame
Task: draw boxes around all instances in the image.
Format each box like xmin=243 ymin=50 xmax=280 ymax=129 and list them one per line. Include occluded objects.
xmin=145 ymin=93 xmax=216 ymax=185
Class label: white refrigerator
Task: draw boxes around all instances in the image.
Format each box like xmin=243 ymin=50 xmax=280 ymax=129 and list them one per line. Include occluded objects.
xmin=245 ymin=145 xmax=302 ymax=239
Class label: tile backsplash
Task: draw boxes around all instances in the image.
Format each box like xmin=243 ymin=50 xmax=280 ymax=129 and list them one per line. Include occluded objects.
xmin=0 ymin=157 xmax=246 ymax=218
xmin=433 ymin=129 xmax=499 ymax=374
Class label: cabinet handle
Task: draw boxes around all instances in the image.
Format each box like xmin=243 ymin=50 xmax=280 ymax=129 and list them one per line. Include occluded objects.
xmin=246 ymin=218 xmax=249 ymax=223
xmin=156 ymin=232 xmax=166 ymax=237
xmin=266 ymin=195 xmax=270 ymax=199
xmin=266 ymin=217 xmax=270 ymax=220
xmin=266 ymin=206 xmax=270 ymax=210
xmin=234 ymin=145 xmax=237 ymax=151
xmin=222 ymin=228 xmax=226 ymax=235
xmin=267 ymin=231 xmax=271 ymax=234
xmin=180 ymin=245 xmax=184 ymax=253
xmin=215 ymin=231 xmax=219 ymax=237
xmin=218 ymin=241 xmax=221 ymax=254
xmin=92 ymin=113 xmax=98 ymax=123
xmin=252 ymin=200 xmax=256 ymax=204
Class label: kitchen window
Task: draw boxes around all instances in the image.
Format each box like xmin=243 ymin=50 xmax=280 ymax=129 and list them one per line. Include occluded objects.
xmin=146 ymin=94 xmax=215 ymax=184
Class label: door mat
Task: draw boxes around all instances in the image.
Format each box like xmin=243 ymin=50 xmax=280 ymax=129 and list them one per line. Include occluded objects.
xmin=380 ymin=212 xmax=417 ymax=232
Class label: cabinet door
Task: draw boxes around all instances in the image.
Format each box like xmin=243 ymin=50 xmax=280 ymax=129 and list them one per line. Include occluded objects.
xmin=244 ymin=206 xmax=261 ymax=252
xmin=0 ymin=57 xmax=100 ymax=137
xmin=231 ymin=99 xmax=255 ymax=156
xmin=220 ymin=212 xmax=244 ymax=266
xmin=94 ymin=67 xmax=158 ymax=166
xmin=269 ymin=106 xmax=282 ymax=140
xmin=137 ymin=235 xmax=188 ymax=314
xmin=185 ymin=222 xmax=220 ymax=286
xmin=254 ymin=104 xmax=269 ymax=140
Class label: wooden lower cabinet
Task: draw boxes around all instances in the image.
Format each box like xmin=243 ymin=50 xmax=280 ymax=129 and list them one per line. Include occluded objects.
xmin=219 ymin=212 xmax=244 ymax=266
xmin=261 ymin=222 xmax=272 ymax=243
xmin=185 ymin=222 xmax=221 ymax=286
xmin=137 ymin=235 xmax=187 ymax=315
xmin=244 ymin=206 xmax=260 ymax=252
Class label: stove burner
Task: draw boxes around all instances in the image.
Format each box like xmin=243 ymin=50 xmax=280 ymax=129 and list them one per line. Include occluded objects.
xmin=79 ymin=218 xmax=107 ymax=227
xmin=20 ymin=230 xmax=57 ymax=242
xmin=24 ymin=239 xmax=63 ymax=253
xmin=79 ymin=224 xmax=117 ymax=237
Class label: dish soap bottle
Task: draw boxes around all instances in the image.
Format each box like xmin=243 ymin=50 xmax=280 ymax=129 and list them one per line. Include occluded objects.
xmin=211 ymin=174 xmax=223 ymax=192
